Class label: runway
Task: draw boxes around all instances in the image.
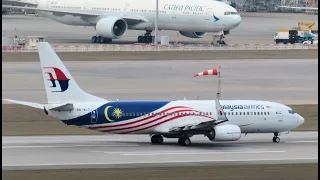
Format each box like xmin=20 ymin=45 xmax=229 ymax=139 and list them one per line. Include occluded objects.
xmin=2 ymin=131 xmax=318 ymax=170
xmin=2 ymin=59 xmax=318 ymax=104
xmin=2 ymin=12 xmax=318 ymax=44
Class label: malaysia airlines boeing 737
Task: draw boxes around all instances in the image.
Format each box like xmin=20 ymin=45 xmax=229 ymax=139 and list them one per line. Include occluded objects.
xmin=3 ymin=0 xmax=242 ymax=44
xmin=3 ymin=42 xmax=304 ymax=146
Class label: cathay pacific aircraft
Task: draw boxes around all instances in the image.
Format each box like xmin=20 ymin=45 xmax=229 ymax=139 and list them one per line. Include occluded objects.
xmin=3 ymin=42 xmax=305 ymax=146
xmin=3 ymin=0 xmax=242 ymax=44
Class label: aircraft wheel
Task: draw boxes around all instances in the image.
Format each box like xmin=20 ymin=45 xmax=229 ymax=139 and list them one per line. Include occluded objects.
xmin=106 ymin=38 xmax=112 ymax=43
xmin=148 ymin=36 xmax=152 ymax=44
xmin=91 ymin=36 xmax=97 ymax=43
xmin=151 ymin=135 xmax=163 ymax=144
xmin=178 ymin=137 xmax=191 ymax=146
xmin=138 ymin=36 xmax=143 ymax=43
xmin=141 ymin=36 xmax=147 ymax=43
xmin=99 ymin=37 xmax=105 ymax=43
xmin=272 ymin=137 xmax=280 ymax=143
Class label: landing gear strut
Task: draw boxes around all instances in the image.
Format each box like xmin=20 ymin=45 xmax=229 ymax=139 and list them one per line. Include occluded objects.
xmin=178 ymin=137 xmax=191 ymax=146
xmin=137 ymin=31 xmax=153 ymax=44
xmin=91 ymin=36 xmax=112 ymax=44
xmin=272 ymin=132 xmax=280 ymax=143
xmin=151 ymin=135 xmax=163 ymax=144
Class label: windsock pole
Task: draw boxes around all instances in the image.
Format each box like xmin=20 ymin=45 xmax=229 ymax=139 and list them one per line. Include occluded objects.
xmin=217 ymin=67 xmax=221 ymax=100
xmin=193 ymin=66 xmax=222 ymax=100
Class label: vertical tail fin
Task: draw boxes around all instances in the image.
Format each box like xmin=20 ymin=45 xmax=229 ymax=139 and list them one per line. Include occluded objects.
xmin=38 ymin=42 xmax=105 ymax=104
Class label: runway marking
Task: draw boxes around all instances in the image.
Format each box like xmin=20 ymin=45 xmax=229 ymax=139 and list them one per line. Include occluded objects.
xmin=2 ymin=144 xmax=140 ymax=149
xmin=120 ymin=150 xmax=285 ymax=156
xmin=89 ymin=150 xmax=285 ymax=156
xmin=3 ymin=158 xmax=317 ymax=168
xmin=286 ymin=141 xmax=318 ymax=143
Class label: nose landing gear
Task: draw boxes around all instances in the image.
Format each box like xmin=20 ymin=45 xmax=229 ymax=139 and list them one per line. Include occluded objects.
xmin=272 ymin=132 xmax=280 ymax=143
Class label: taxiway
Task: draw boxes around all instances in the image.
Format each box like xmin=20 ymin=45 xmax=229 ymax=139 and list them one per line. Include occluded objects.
xmin=2 ymin=59 xmax=318 ymax=104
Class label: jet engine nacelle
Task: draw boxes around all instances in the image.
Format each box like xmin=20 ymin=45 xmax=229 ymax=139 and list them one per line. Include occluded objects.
xmin=179 ymin=31 xmax=207 ymax=38
xmin=207 ymin=124 xmax=241 ymax=141
xmin=95 ymin=16 xmax=128 ymax=39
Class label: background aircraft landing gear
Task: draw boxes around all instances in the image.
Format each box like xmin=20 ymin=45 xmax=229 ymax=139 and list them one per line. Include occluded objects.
xmin=137 ymin=31 xmax=153 ymax=44
xmin=151 ymin=135 xmax=163 ymax=144
xmin=91 ymin=36 xmax=112 ymax=44
xmin=178 ymin=137 xmax=191 ymax=146
xmin=272 ymin=132 xmax=280 ymax=143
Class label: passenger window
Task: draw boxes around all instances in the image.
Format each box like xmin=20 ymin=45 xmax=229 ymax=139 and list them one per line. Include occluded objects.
xmin=235 ymin=112 xmax=238 ymax=115
xmin=239 ymin=112 xmax=242 ymax=115
xmin=254 ymin=112 xmax=256 ymax=115
xmin=257 ymin=112 xmax=260 ymax=115
xmin=264 ymin=112 xmax=266 ymax=115
xmin=247 ymin=112 xmax=249 ymax=115
xmin=228 ymin=112 xmax=230 ymax=115
xmin=231 ymin=112 xmax=233 ymax=115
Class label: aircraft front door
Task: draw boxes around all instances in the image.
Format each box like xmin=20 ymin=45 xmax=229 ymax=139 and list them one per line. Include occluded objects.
xmin=91 ymin=109 xmax=98 ymax=123
xmin=277 ymin=109 xmax=283 ymax=123
xmin=205 ymin=8 xmax=212 ymax=20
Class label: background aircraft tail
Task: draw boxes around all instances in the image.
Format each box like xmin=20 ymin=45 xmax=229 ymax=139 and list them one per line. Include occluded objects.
xmin=38 ymin=42 xmax=105 ymax=104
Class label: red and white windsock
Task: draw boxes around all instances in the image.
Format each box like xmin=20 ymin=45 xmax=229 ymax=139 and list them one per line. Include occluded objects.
xmin=194 ymin=66 xmax=221 ymax=77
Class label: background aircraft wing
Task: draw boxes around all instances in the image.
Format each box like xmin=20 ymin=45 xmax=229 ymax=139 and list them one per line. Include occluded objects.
xmin=2 ymin=0 xmax=38 ymax=6
xmin=2 ymin=5 xmax=147 ymax=25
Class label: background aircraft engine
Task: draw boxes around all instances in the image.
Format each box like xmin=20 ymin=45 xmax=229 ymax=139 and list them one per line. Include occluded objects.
xmin=207 ymin=124 xmax=242 ymax=141
xmin=179 ymin=31 xmax=207 ymax=38
xmin=95 ymin=16 xmax=128 ymax=39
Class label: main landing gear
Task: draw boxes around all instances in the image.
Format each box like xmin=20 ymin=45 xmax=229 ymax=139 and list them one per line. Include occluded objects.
xmin=150 ymin=135 xmax=192 ymax=146
xmin=137 ymin=31 xmax=153 ymax=44
xmin=91 ymin=36 xmax=112 ymax=44
xmin=272 ymin=132 xmax=280 ymax=143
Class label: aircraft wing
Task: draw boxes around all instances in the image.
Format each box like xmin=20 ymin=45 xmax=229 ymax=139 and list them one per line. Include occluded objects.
xmin=278 ymin=6 xmax=318 ymax=10
xmin=169 ymin=99 xmax=230 ymax=133
xmin=2 ymin=5 xmax=147 ymax=25
xmin=2 ymin=0 xmax=37 ymax=6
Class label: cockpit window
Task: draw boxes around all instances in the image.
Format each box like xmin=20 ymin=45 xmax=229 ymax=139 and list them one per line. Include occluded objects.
xmin=224 ymin=11 xmax=239 ymax=15
xmin=288 ymin=110 xmax=295 ymax=114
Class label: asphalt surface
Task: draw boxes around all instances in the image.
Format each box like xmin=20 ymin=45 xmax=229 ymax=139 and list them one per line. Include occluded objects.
xmin=2 ymin=59 xmax=318 ymax=104
xmin=2 ymin=12 xmax=318 ymax=44
xmin=2 ymin=50 xmax=318 ymax=62
xmin=2 ymin=131 xmax=318 ymax=170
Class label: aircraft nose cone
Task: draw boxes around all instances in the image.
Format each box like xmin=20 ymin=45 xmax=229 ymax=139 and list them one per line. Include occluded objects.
xmin=233 ymin=15 xmax=241 ymax=27
xmin=297 ymin=114 xmax=305 ymax=126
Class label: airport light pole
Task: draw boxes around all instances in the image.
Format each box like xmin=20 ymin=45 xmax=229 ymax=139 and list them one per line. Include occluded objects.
xmin=154 ymin=0 xmax=159 ymax=44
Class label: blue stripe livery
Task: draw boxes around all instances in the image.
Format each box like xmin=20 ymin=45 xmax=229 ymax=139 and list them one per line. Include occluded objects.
xmin=62 ymin=101 xmax=172 ymax=126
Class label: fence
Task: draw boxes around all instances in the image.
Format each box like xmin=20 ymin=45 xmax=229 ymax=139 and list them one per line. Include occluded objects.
xmin=2 ymin=43 xmax=318 ymax=52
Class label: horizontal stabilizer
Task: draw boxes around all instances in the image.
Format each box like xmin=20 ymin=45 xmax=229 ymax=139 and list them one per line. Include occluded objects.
xmin=45 ymin=103 xmax=74 ymax=111
xmin=3 ymin=99 xmax=43 ymax=109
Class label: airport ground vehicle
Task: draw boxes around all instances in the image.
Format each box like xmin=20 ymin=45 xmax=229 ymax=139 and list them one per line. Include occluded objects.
xmin=274 ymin=29 xmax=315 ymax=44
